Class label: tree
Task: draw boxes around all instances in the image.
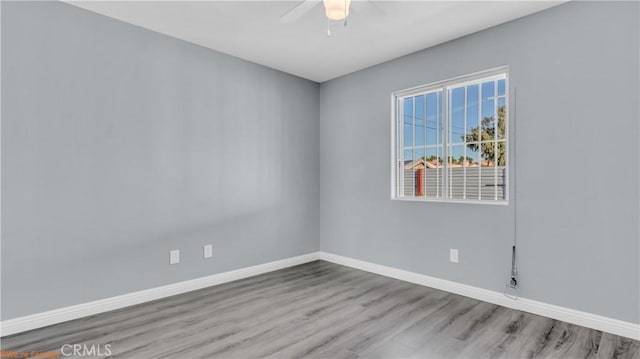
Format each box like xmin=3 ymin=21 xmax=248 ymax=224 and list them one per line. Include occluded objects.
xmin=458 ymin=156 xmax=474 ymax=164
xmin=463 ymin=105 xmax=506 ymax=166
xmin=421 ymin=155 xmax=442 ymax=164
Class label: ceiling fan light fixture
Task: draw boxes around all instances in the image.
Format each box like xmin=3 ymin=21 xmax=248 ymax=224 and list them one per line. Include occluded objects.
xmin=323 ymin=0 xmax=351 ymax=21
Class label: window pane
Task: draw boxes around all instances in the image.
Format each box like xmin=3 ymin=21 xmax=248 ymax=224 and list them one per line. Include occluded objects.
xmin=497 ymin=161 xmax=507 ymax=201
xmin=397 ymin=98 xmax=402 ymax=156
xmin=465 ymin=149 xmax=481 ymax=200
xmin=481 ymin=81 xmax=495 ymax=141
xmin=404 ymin=150 xmax=413 ymax=161
xmin=466 ymin=84 xmax=479 ymax=142
xmin=448 ymin=144 xmax=465 ymax=199
xmin=437 ymin=92 xmax=443 ymax=145
xmin=449 ymin=87 xmax=465 ymax=145
xmin=482 ymin=120 xmax=495 ymax=141
xmin=414 ymin=95 xmax=426 ymax=146
xmin=482 ymin=81 xmax=495 ymax=102
xmin=426 ymin=93 xmax=438 ymax=145
xmin=448 ymin=144 xmax=466 ymax=165
xmin=424 ymin=147 xmax=442 ymax=199
xmin=403 ymin=124 xmax=412 ymax=148
xmin=414 ymin=145 xmax=426 ymax=198
xmin=497 ymin=140 xmax=507 ymax=167
xmin=498 ymin=78 xmax=505 ymax=96
xmin=480 ymin=142 xmax=495 ymax=167
xmin=497 ymin=97 xmax=506 ymax=140
xmin=403 ymin=97 xmax=414 ymax=148
xmin=480 ymin=142 xmax=496 ymax=200
xmin=403 ymin=149 xmax=415 ymax=197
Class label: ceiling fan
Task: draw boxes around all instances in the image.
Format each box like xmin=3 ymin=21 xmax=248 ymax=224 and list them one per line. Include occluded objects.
xmin=280 ymin=0 xmax=354 ymax=36
xmin=281 ymin=0 xmax=351 ymax=23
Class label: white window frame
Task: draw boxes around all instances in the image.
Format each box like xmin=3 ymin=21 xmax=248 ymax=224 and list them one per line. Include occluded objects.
xmin=390 ymin=66 xmax=509 ymax=205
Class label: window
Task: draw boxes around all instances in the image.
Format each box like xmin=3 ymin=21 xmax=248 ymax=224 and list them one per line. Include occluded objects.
xmin=392 ymin=68 xmax=508 ymax=203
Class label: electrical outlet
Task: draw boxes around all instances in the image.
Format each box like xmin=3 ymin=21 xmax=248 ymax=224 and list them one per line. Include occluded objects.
xmin=170 ymin=250 xmax=180 ymax=264
xmin=450 ymin=249 xmax=459 ymax=263
xmin=204 ymin=244 xmax=213 ymax=259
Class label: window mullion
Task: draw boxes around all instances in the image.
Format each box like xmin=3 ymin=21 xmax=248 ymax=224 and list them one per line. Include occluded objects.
xmin=478 ymin=84 xmax=482 ymax=200
xmin=436 ymin=91 xmax=440 ymax=198
xmin=505 ymin=79 xmax=510 ymax=202
xmin=412 ymin=97 xmax=416 ymax=197
xmin=442 ymin=86 xmax=449 ymax=200
xmin=423 ymin=94 xmax=427 ymax=198
xmin=399 ymin=100 xmax=404 ymax=197
xmin=463 ymin=86 xmax=467 ymax=200
xmin=494 ymin=80 xmax=498 ymax=200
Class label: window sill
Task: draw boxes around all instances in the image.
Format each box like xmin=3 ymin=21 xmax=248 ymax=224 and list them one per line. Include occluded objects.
xmin=391 ymin=196 xmax=509 ymax=206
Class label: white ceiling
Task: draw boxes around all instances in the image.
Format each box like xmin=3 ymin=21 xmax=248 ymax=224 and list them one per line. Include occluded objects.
xmin=66 ymin=1 xmax=563 ymax=82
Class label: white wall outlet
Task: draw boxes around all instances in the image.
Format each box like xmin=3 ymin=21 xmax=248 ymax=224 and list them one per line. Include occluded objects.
xmin=203 ymin=244 xmax=213 ymax=259
xmin=450 ymin=249 xmax=459 ymax=263
xmin=169 ymin=249 xmax=180 ymax=265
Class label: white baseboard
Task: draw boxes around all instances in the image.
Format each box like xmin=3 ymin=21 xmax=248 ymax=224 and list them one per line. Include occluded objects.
xmin=318 ymin=251 xmax=640 ymax=340
xmin=0 ymin=252 xmax=321 ymax=337
xmin=3 ymin=251 xmax=638 ymax=341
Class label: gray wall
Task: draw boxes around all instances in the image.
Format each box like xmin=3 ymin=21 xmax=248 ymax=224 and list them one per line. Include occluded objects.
xmin=1 ymin=1 xmax=319 ymax=320
xmin=319 ymin=1 xmax=639 ymax=324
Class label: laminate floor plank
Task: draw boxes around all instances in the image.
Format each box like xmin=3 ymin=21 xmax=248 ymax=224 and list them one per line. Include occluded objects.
xmin=357 ymin=339 xmax=418 ymax=359
xmin=106 ymin=266 xmax=374 ymax=358
xmin=222 ymin=279 xmax=407 ymax=358
xmin=4 ymin=262 xmax=329 ymax=350
xmin=11 ymin=262 xmax=357 ymax=349
xmin=405 ymin=302 xmax=509 ymax=359
xmin=209 ymin=277 xmax=402 ymax=358
xmin=2 ymin=261 xmax=637 ymax=359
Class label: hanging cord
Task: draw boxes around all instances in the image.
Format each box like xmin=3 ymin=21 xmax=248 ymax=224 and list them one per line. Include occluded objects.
xmin=504 ymin=87 xmax=519 ymax=300
xmin=327 ymin=0 xmax=348 ymax=37
xmin=344 ymin=0 xmax=347 ymax=26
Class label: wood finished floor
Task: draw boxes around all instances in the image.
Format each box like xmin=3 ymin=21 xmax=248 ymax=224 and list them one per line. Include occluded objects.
xmin=2 ymin=261 xmax=639 ymax=359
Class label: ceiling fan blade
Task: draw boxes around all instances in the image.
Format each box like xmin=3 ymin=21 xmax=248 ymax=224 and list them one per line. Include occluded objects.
xmin=280 ymin=0 xmax=322 ymax=23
